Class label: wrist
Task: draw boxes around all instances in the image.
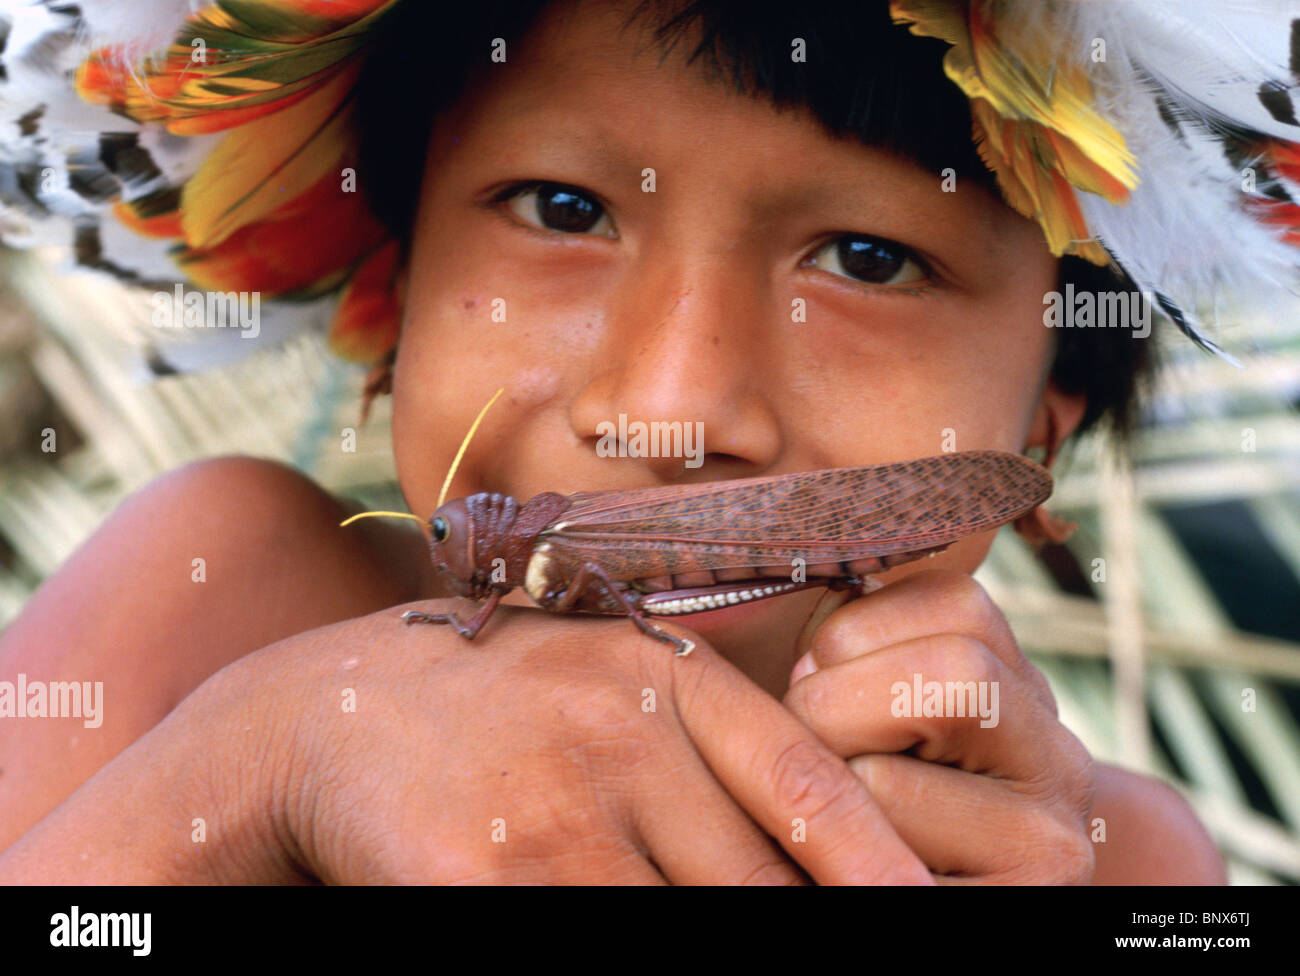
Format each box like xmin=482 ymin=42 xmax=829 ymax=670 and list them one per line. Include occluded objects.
xmin=174 ymin=641 xmax=317 ymax=883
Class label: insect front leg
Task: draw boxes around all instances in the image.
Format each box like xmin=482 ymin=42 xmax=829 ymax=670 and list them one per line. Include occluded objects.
xmin=403 ymin=589 xmax=505 ymax=640
xmin=826 ymin=575 xmax=884 ymax=595
xmin=554 ymin=562 xmax=695 ymax=657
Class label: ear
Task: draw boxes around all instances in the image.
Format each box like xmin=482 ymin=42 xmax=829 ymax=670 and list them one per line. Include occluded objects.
xmin=1014 ymin=379 xmax=1087 ymax=547
xmin=1024 ymin=379 xmax=1088 ymax=469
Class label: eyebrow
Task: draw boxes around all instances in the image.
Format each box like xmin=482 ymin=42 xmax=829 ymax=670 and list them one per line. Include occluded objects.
xmin=494 ymin=120 xmax=959 ymax=230
xmin=498 ymin=125 xmax=636 ymax=181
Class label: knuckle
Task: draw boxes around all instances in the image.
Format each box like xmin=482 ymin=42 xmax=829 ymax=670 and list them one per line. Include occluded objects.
xmin=928 ymin=633 xmax=1001 ymax=687
xmin=1050 ymin=818 xmax=1097 ymax=884
xmin=916 ymin=570 xmax=998 ymax=624
xmin=1060 ymin=733 xmax=1098 ymax=820
xmin=573 ymin=672 xmax=641 ymax=730
xmin=509 ymin=657 xmax=658 ymax=776
xmin=948 ymin=575 xmax=1002 ymax=633
xmin=1026 ymin=662 xmax=1059 ymax=713
xmin=563 ymin=683 xmax=652 ymax=767
xmin=526 ymin=793 xmax=617 ymax=854
xmin=1017 ymin=724 xmax=1095 ymax=813
xmin=918 ymin=573 xmax=1057 ymax=709
xmin=768 ymin=738 xmax=854 ymax=822
xmin=898 ymin=637 xmax=1002 ymax=759
xmin=738 ymin=858 xmax=804 ymax=886
xmin=994 ymin=807 xmax=1094 ymax=884
xmin=808 ymin=609 xmax=857 ymax=661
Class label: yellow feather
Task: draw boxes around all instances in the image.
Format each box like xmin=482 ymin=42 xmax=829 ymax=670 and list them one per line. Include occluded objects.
xmin=179 ymin=67 xmax=356 ymax=249
xmin=940 ymin=23 xmax=1135 ymax=192
xmin=892 ymin=0 xmax=1127 ymax=266
xmin=972 ymin=103 xmax=1110 ymax=264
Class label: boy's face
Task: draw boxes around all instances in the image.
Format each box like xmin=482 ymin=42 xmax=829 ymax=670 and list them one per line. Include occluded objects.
xmin=392 ymin=0 xmax=1078 ymax=687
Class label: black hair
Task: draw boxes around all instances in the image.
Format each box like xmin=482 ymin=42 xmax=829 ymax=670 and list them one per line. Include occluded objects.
xmin=355 ymin=0 xmax=1153 ymax=443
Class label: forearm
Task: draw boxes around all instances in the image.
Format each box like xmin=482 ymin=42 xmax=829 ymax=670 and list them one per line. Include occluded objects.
xmin=1 ymin=741 xmax=208 ymax=882
xmin=0 ymin=659 xmax=300 ymax=884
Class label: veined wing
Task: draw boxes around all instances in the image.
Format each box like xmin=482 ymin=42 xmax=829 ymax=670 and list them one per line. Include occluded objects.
xmin=543 ymin=451 xmax=1051 ymax=574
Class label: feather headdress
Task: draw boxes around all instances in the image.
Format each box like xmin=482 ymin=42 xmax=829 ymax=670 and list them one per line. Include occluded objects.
xmin=2 ymin=0 xmax=1299 ymax=367
xmin=890 ymin=0 xmax=1300 ymax=359
xmin=1 ymin=0 xmax=401 ymax=364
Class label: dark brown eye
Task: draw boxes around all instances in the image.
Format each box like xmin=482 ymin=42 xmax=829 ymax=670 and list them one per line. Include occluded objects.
xmin=431 ymin=517 xmax=449 ymax=543
xmin=502 ymin=182 xmax=613 ymax=235
xmin=807 ymin=234 xmax=925 ymax=286
xmin=536 ymin=184 xmax=600 ymax=232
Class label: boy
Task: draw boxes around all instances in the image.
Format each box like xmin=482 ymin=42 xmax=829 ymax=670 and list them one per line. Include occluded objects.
xmin=0 ymin=0 xmax=1229 ymax=883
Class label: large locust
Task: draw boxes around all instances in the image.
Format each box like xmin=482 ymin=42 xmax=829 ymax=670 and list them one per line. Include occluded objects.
xmin=345 ymin=393 xmax=1051 ymax=656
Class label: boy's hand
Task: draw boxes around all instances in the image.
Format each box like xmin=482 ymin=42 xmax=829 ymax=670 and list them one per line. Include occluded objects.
xmin=1 ymin=598 xmax=933 ymax=885
xmin=271 ymin=601 xmax=933 ymax=884
xmin=784 ymin=570 xmax=1096 ymax=883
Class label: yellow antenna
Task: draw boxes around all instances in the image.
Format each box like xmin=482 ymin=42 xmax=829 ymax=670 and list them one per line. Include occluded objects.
xmin=339 ymin=511 xmax=428 ymax=528
xmin=438 ymin=386 xmax=504 ymax=507
xmin=338 ymin=386 xmax=505 ymax=529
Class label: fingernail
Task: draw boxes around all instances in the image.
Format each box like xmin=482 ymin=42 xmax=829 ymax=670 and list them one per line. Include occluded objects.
xmin=790 ymin=651 xmax=819 ymax=684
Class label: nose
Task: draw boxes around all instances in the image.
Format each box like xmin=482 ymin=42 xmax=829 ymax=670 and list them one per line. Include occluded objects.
xmin=569 ymin=252 xmax=783 ymax=481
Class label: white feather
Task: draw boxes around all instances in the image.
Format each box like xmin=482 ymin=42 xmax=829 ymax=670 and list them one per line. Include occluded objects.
xmin=1055 ymin=0 xmax=1300 ymax=355
xmin=1102 ymin=1 xmax=1298 ymax=141
xmin=134 ymin=127 xmax=222 ymax=192
xmin=70 ymin=0 xmax=206 ymax=57
xmin=0 ymin=3 xmax=123 ymax=131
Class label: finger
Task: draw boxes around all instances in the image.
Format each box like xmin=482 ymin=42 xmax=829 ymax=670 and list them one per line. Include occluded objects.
xmin=785 ymin=633 xmax=1072 ymax=781
xmin=660 ymin=625 xmax=933 ymax=885
xmin=794 ymin=570 xmax=1056 ymax=711
xmin=459 ymin=842 xmax=673 ymax=885
xmin=551 ymin=846 xmax=673 ymax=885
xmin=848 ymin=754 xmax=1095 ymax=884
xmin=634 ymin=770 xmax=809 ymax=885
xmin=622 ymin=632 xmax=810 ymax=885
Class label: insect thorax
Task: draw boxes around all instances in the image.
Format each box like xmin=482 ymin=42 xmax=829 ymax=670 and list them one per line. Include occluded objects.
xmin=468 ymin=490 xmax=572 ymax=591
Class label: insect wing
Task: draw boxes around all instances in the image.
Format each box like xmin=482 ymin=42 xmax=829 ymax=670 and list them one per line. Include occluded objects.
xmin=543 ymin=451 xmax=1051 ymax=575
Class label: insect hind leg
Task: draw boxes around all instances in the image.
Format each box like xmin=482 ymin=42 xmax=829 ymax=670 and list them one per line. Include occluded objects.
xmin=557 ymin=562 xmax=695 ymax=657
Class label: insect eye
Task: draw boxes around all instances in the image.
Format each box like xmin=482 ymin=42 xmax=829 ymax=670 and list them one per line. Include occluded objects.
xmin=431 ymin=517 xmax=449 ymax=543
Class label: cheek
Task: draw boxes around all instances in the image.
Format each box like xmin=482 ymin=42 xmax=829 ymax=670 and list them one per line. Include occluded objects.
xmin=920 ymin=329 xmax=1054 ymax=449
xmin=391 ymin=285 xmax=577 ymax=515
xmin=390 ymin=346 xmax=445 ymax=516
xmin=392 ymin=185 xmax=616 ymax=510
xmin=800 ymin=311 xmax=1055 ymax=466
xmin=779 ymin=232 xmax=1057 ymax=465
